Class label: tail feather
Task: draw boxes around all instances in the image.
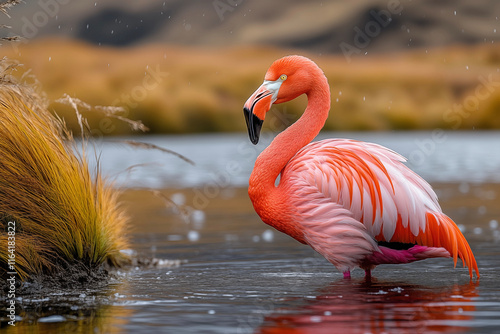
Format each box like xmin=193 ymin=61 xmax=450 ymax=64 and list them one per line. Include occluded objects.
xmin=389 ymin=212 xmax=479 ymax=278
xmin=425 ymin=213 xmax=478 ymax=278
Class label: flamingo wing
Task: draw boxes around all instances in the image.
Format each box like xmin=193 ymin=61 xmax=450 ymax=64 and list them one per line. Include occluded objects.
xmin=285 ymin=182 xmax=379 ymax=273
xmin=281 ymin=139 xmax=478 ymax=277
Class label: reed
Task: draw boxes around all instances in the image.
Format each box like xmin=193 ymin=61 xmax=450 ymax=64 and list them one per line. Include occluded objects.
xmin=0 ymin=63 xmax=128 ymax=281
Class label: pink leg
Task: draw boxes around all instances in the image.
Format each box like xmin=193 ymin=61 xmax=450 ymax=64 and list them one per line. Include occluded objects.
xmin=343 ymin=271 xmax=351 ymax=279
xmin=365 ymin=269 xmax=371 ymax=279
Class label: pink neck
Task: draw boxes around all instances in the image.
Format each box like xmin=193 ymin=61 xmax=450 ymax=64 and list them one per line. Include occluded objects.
xmin=249 ymin=74 xmax=331 ymax=196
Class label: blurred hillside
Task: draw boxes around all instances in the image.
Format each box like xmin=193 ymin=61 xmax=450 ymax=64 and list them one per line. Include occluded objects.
xmin=3 ymin=0 xmax=500 ymax=53
xmin=1 ymin=1 xmax=500 ymax=135
xmin=1 ymin=39 xmax=499 ymax=135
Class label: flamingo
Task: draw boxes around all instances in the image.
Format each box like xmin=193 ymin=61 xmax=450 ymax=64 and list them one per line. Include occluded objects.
xmin=243 ymin=55 xmax=479 ymax=279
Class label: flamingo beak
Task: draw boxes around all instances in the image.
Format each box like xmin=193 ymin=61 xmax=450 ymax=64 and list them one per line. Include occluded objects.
xmin=243 ymin=106 xmax=263 ymax=145
xmin=243 ymin=81 xmax=281 ymax=145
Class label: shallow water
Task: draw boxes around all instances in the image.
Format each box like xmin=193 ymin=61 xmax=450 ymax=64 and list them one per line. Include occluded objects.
xmin=2 ymin=132 xmax=500 ymax=333
xmin=90 ymin=131 xmax=500 ymax=188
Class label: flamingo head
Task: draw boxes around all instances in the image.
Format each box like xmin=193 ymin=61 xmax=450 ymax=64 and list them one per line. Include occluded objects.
xmin=243 ymin=55 xmax=318 ymax=144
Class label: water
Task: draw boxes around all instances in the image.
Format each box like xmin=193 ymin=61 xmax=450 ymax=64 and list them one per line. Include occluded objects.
xmin=91 ymin=131 xmax=500 ymax=188
xmin=2 ymin=131 xmax=500 ymax=333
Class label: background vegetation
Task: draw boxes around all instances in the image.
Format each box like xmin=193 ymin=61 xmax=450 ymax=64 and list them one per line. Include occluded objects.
xmin=1 ymin=39 xmax=500 ymax=136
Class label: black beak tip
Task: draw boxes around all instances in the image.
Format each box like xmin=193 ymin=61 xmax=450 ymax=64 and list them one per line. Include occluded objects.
xmin=243 ymin=107 xmax=263 ymax=145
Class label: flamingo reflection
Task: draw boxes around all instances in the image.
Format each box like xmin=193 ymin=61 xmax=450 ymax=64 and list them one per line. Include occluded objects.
xmin=257 ymin=278 xmax=478 ymax=334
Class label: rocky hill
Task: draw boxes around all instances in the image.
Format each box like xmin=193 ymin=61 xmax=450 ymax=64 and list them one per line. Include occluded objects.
xmin=3 ymin=0 xmax=500 ymax=54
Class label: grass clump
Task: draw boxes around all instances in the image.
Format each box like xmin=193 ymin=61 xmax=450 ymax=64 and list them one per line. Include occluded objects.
xmin=0 ymin=62 xmax=129 ymax=282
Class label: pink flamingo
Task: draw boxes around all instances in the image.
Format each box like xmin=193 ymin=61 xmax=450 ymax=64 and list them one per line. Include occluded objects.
xmin=243 ymin=55 xmax=479 ymax=279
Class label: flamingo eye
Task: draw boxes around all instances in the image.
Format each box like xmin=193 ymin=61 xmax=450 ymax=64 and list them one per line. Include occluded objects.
xmin=279 ymin=74 xmax=287 ymax=81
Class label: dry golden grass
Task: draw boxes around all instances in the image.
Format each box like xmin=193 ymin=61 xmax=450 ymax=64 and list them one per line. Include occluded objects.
xmin=0 ymin=60 xmax=128 ymax=281
xmin=1 ymin=38 xmax=500 ymax=134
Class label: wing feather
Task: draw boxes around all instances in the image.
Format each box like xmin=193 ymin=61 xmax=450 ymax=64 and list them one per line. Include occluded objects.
xmin=281 ymin=138 xmax=479 ymax=278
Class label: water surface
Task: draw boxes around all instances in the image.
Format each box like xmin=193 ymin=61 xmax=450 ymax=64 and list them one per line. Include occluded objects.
xmin=2 ymin=132 xmax=500 ymax=333
xmin=93 ymin=131 xmax=500 ymax=188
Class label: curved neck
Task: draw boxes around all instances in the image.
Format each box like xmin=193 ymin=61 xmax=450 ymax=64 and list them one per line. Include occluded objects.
xmin=249 ymin=76 xmax=330 ymax=193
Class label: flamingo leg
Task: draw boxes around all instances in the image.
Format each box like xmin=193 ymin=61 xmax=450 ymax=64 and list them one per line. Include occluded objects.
xmin=343 ymin=271 xmax=351 ymax=279
xmin=365 ymin=269 xmax=372 ymax=279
